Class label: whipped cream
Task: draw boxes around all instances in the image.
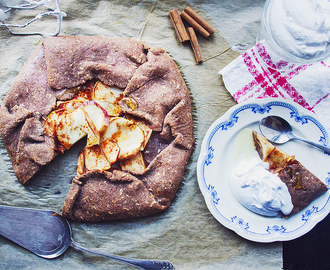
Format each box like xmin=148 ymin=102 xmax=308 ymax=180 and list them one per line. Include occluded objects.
xmin=230 ymin=129 xmax=293 ymax=217
xmin=231 ymin=155 xmax=293 ymax=217
xmin=266 ymin=0 xmax=330 ymax=60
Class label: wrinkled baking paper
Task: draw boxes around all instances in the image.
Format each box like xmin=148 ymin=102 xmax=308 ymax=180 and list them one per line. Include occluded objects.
xmin=0 ymin=0 xmax=281 ymax=269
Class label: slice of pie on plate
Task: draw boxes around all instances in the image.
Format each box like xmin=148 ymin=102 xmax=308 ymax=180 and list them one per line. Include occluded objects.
xmin=252 ymin=131 xmax=328 ymax=216
xmin=0 ymin=36 xmax=194 ymax=222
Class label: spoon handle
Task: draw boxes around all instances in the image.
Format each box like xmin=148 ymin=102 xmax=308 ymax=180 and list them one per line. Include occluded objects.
xmin=70 ymin=239 xmax=174 ymax=270
xmin=292 ymin=136 xmax=330 ymax=154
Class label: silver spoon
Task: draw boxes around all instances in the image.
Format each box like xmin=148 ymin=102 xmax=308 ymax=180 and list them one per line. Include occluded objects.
xmin=0 ymin=205 xmax=174 ymax=270
xmin=259 ymin=115 xmax=330 ymax=154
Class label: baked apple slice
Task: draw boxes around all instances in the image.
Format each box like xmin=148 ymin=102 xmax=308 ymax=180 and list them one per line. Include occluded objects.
xmin=80 ymin=101 xmax=110 ymax=133
xmin=92 ymin=81 xmax=123 ymax=116
xmin=55 ymin=108 xmax=89 ymax=150
xmin=101 ymin=117 xmax=145 ymax=160
xmin=100 ymin=138 xmax=120 ymax=165
xmin=84 ymin=145 xmax=111 ymax=171
xmin=55 ymin=108 xmax=99 ymax=149
xmin=44 ymin=95 xmax=112 ymax=151
xmin=119 ymin=151 xmax=146 ymax=173
xmin=43 ymin=109 xmax=67 ymax=137
xmin=253 ymin=131 xmax=291 ymax=170
xmin=77 ymin=150 xmax=85 ymax=176
xmin=126 ymin=115 xmax=152 ymax=150
xmin=56 ymin=98 xmax=88 ymax=111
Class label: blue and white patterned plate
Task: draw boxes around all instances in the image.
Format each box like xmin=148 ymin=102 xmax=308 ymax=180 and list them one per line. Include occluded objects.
xmin=197 ymin=98 xmax=330 ymax=242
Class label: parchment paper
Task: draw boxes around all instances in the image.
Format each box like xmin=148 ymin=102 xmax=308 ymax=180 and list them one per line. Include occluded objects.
xmin=0 ymin=0 xmax=282 ymax=269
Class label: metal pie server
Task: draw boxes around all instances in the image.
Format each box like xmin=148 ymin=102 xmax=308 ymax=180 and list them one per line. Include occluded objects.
xmin=0 ymin=205 xmax=174 ymax=270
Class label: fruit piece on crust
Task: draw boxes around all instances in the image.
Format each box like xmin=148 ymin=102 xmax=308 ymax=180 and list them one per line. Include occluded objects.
xmin=252 ymin=130 xmax=328 ymax=216
xmin=101 ymin=117 xmax=145 ymax=160
xmin=84 ymin=145 xmax=111 ymax=171
xmin=91 ymin=81 xmax=123 ymax=116
xmin=119 ymin=151 xmax=146 ymax=173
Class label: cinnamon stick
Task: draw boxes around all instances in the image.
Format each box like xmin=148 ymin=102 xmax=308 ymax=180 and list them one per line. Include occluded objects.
xmin=184 ymin=7 xmax=216 ymax=35
xmin=187 ymin=27 xmax=203 ymax=63
xmin=181 ymin=10 xmax=210 ymax=38
xmin=169 ymin=9 xmax=189 ymax=42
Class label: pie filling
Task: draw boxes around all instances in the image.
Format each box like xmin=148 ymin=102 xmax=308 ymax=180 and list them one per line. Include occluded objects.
xmin=43 ymin=80 xmax=160 ymax=175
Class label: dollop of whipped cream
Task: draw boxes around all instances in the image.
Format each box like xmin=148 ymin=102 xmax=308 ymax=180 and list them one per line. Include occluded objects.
xmin=230 ymin=155 xmax=293 ymax=217
xmin=230 ymin=129 xmax=293 ymax=217
xmin=267 ymin=0 xmax=330 ymax=60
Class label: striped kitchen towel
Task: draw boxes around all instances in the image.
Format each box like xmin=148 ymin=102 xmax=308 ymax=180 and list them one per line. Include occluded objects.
xmin=219 ymin=40 xmax=330 ymax=129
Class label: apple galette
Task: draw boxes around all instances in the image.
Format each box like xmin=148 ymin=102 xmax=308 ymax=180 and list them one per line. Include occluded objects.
xmin=0 ymin=36 xmax=194 ymax=222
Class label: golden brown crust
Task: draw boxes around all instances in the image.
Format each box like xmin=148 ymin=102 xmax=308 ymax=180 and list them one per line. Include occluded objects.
xmin=277 ymin=159 xmax=328 ymax=216
xmin=43 ymin=36 xmax=147 ymax=90
xmin=0 ymin=45 xmax=58 ymax=184
xmin=62 ymin=170 xmax=166 ymax=222
xmin=0 ymin=36 xmax=194 ymax=221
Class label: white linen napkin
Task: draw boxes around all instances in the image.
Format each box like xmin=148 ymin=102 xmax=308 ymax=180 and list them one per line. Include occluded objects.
xmin=219 ymin=40 xmax=330 ymax=130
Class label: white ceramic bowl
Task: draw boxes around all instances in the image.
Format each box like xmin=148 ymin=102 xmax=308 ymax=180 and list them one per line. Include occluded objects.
xmin=261 ymin=0 xmax=330 ymax=64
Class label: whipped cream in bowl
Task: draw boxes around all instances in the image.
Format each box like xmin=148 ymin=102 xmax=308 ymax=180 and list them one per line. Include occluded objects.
xmin=230 ymin=129 xmax=293 ymax=217
xmin=261 ymin=0 xmax=330 ymax=64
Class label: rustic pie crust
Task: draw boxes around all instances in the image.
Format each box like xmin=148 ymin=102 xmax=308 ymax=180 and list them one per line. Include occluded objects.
xmin=0 ymin=36 xmax=194 ymax=222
